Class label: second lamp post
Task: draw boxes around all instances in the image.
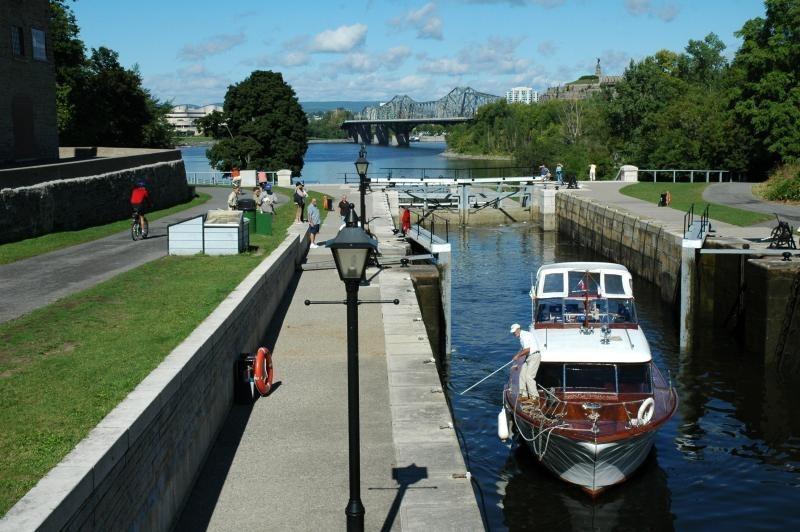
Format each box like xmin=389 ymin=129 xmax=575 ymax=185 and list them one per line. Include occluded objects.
xmin=354 ymin=146 xmax=369 ymax=231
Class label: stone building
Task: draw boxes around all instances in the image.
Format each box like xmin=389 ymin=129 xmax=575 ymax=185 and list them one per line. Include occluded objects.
xmin=539 ymin=60 xmax=622 ymax=102
xmin=0 ymin=0 xmax=59 ymax=164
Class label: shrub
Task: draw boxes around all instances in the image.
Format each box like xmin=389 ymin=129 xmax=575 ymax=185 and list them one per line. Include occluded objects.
xmin=759 ymin=163 xmax=800 ymax=202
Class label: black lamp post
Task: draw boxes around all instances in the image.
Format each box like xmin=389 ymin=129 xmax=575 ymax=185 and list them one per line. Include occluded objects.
xmin=354 ymin=145 xmax=370 ymax=231
xmin=328 ymin=210 xmax=378 ymax=532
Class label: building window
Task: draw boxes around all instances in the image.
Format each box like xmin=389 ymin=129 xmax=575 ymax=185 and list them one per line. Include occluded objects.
xmin=31 ymin=28 xmax=46 ymax=61
xmin=10 ymin=26 xmax=24 ymax=57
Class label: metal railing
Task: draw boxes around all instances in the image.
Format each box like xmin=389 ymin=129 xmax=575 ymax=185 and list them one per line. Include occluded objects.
xmin=412 ymin=209 xmax=450 ymax=245
xmin=638 ymin=169 xmax=730 ymax=183
xmin=683 ymin=203 xmax=711 ymax=239
xmin=381 ymin=166 xmax=532 ymax=180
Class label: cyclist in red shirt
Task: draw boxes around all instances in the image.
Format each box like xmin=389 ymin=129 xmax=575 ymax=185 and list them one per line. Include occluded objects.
xmin=130 ymin=180 xmax=151 ymax=236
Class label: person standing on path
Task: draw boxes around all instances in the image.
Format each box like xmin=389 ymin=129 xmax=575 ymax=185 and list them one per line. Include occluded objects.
xmin=589 ymin=163 xmax=596 ymax=181
xmin=227 ymin=184 xmax=240 ymax=210
xmin=307 ymin=198 xmax=321 ymax=248
xmin=556 ymin=163 xmax=564 ymax=185
xmin=338 ymin=195 xmax=351 ymax=225
xmin=294 ymin=182 xmax=306 ymax=223
xmin=401 ymin=206 xmax=411 ymax=235
xmin=510 ymin=323 xmax=541 ymax=398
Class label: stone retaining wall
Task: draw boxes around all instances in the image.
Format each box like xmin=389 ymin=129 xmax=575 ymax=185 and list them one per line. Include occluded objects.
xmin=556 ymin=193 xmax=683 ymax=305
xmin=0 ymin=158 xmax=192 ymax=244
xmin=0 ymin=233 xmax=309 ymax=531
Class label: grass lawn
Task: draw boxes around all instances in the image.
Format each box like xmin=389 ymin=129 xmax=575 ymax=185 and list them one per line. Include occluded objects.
xmin=0 ymin=189 xmax=326 ymax=516
xmin=0 ymin=193 xmax=212 ymax=266
xmin=619 ymin=183 xmax=772 ymax=226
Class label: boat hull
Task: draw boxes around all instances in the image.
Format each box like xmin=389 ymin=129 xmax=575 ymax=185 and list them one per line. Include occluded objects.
xmin=516 ymin=420 xmax=655 ymax=494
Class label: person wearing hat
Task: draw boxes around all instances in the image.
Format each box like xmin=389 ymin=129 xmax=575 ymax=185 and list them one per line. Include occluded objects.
xmin=510 ymin=323 xmax=541 ymax=398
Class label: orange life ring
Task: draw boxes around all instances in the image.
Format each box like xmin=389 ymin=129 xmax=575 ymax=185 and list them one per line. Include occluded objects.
xmin=254 ymin=347 xmax=274 ymax=396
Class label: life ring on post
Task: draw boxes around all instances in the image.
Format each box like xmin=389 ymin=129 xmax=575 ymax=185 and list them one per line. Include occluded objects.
xmin=254 ymin=347 xmax=274 ymax=396
xmin=637 ymin=397 xmax=655 ymax=426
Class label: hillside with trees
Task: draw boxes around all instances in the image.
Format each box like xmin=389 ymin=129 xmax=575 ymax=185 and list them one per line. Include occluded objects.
xmin=307 ymin=109 xmax=353 ymax=139
xmin=448 ymin=0 xmax=799 ymax=189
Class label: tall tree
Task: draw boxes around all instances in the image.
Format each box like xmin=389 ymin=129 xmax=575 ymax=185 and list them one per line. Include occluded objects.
xmin=730 ymin=0 xmax=800 ymax=173
xmin=207 ymin=71 xmax=308 ymax=175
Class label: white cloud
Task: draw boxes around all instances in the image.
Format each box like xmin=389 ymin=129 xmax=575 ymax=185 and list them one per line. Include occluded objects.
xmin=389 ymin=3 xmax=444 ymax=40
xmin=459 ymin=36 xmax=530 ymax=74
xmin=308 ymin=23 xmax=368 ymax=53
xmin=281 ymin=51 xmax=311 ymax=67
xmin=178 ymin=34 xmax=245 ymax=61
xmin=537 ymin=40 xmax=557 ymax=56
xmin=381 ymin=46 xmax=412 ymax=69
xmin=147 ymin=65 xmax=231 ymax=104
xmin=624 ymin=0 xmax=679 ymax=22
xmin=459 ymin=0 xmax=565 ymax=6
xmin=339 ymin=52 xmax=378 ymax=72
xmin=419 ymin=57 xmax=468 ymax=75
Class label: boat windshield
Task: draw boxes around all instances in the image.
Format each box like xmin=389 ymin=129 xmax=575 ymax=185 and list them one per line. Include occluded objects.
xmin=537 ymin=362 xmax=652 ymax=395
xmin=535 ymin=297 xmax=637 ymax=325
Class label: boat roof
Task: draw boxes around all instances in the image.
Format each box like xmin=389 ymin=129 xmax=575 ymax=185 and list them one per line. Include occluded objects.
xmin=533 ymin=262 xmax=635 ymax=299
xmin=536 ymin=262 xmax=630 ymax=275
xmin=532 ymin=327 xmax=652 ymax=363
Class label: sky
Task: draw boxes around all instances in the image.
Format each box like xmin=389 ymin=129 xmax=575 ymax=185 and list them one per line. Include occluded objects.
xmin=70 ymin=0 xmax=767 ymax=105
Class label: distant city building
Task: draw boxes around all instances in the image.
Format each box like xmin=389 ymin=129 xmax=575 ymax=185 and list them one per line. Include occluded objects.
xmin=506 ymin=87 xmax=538 ymax=104
xmin=539 ymin=59 xmax=622 ymax=102
xmin=0 ymin=0 xmax=59 ymax=164
xmin=166 ymin=104 xmax=223 ymax=135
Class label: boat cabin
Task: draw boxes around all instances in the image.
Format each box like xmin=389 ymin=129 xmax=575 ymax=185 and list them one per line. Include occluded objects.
xmin=532 ymin=263 xmax=638 ymax=329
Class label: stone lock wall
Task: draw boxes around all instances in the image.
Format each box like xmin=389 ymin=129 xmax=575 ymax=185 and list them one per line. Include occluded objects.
xmin=0 ymin=159 xmax=192 ymax=244
xmin=556 ymin=193 xmax=683 ymax=305
xmin=1 ymin=233 xmax=309 ymax=531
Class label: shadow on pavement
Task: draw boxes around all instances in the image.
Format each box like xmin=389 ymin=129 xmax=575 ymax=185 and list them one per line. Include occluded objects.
xmin=374 ymin=464 xmax=430 ymax=532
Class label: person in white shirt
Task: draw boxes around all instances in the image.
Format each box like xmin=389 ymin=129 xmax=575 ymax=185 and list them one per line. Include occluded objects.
xmin=589 ymin=163 xmax=597 ymax=181
xmin=511 ymin=323 xmax=541 ymax=398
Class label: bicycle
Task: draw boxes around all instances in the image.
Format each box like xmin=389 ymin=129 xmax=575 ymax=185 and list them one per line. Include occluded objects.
xmin=131 ymin=211 xmax=149 ymax=241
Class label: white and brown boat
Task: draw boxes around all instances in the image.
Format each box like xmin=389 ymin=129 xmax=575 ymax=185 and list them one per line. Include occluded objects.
xmin=502 ymin=262 xmax=678 ymax=495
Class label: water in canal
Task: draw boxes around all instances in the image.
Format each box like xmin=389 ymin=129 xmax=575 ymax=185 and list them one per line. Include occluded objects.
xmin=447 ymin=224 xmax=800 ymax=530
xmin=182 ymin=142 xmax=800 ymax=530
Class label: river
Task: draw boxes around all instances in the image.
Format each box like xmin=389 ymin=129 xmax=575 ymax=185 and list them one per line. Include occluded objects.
xmin=180 ymin=141 xmax=508 ymax=183
xmin=181 ymin=142 xmax=800 ymax=530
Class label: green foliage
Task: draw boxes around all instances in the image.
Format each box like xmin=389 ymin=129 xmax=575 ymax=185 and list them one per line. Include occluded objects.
xmin=194 ymin=110 xmax=227 ymax=139
xmin=450 ymin=14 xmax=800 ymax=180
xmin=207 ymin=71 xmax=308 ymax=175
xmin=48 ymin=1 xmax=174 ymax=148
xmin=758 ymin=163 xmax=800 ymax=201
xmin=730 ymin=0 xmax=800 ymax=173
xmin=307 ymin=108 xmax=353 ymax=139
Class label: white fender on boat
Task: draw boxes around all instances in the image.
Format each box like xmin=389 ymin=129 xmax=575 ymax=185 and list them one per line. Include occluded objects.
xmin=637 ymin=397 xmax=655 ymax=425
xmin=498 ymin=409 xmax=510 ymax=440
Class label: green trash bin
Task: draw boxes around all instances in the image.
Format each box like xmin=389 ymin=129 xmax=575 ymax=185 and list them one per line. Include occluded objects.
xmin=242 ymin=209 xmax=256 ymax=231
xmin=255 ymin=212 xmax=272 ymax=235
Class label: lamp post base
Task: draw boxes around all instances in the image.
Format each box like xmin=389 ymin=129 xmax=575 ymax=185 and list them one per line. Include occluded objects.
xmin=346 ymin=499 xmax=365 ymax=532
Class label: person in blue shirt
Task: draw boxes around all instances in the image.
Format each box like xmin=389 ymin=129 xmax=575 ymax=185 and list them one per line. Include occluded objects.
xmin=556 ymin=163 xmax=564 ymax=185
xmin=539 ymin=165 xmax=551 ymax=180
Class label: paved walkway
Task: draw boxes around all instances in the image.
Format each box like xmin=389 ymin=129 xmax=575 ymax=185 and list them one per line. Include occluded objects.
xmin=0 ymin=187 xmax=286 ymax=324
xmin=564 ymin=181 xmax=799 ymax=245
xmin=704 ymin=182 xmax=800 ymax=226
xmin=177 ymin=185 xmax=483 ymax=531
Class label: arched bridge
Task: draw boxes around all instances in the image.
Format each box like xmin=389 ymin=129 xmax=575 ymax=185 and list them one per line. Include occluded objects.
xmin=341 ymin=87 xmax=500 ymax=146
